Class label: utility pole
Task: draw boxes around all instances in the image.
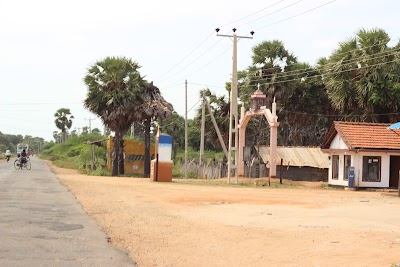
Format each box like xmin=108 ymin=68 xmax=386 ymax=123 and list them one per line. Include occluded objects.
xmin=131 ymin=123 xmax=135 ymax=137
xmin=199 ymin=90 xmax=206 ymax=165
xmin=85 ymin=117 xmax=95 ymax=134
xmin=185 ymin=80 xmax=188 ymax=179
xmin=216 ymin=28 xmax=254 ymax=184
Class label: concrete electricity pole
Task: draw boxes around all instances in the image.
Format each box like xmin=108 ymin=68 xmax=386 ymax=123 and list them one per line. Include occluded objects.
xmin=85 ymin=117 xmax=95 ymax=134
xmin=199 ymin=90 xmax=206 ymax=165
xmin=216 ymin=28 xmax=254 ymax=184
xmin=185 ymin=80 xmax=188 ymax=179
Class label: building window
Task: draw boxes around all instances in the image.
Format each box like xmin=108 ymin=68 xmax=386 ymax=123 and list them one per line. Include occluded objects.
xmin=343 ymin=155 xmax=351 ymax=181
xmin=362 ymin=156 xmax=381 ymax=182
xmin=332 ymin=155 xmax=339 ymax=180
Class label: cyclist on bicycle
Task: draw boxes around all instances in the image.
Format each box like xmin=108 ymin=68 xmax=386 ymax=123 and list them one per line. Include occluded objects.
xmin=20 ymin=149 xmax=28 ymax=165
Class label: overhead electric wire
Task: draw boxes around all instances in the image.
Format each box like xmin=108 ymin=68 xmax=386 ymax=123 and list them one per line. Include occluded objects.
xmin=162 ymin=44 xmax=233 ymax=89
xmin=158 ymin=31 xmax=215 ymax=80
xmin=185 ymin=45 xmax=233 ymax=78
xmin=283 ymin=110 xmax=400 ymax=117
xmin=218 ymin=0 xmax=286 ymax=28
xmin=255 ymin=0 xmax=338 ymax=31
xmin=243 ymin=48 xmax=400 ymax=84
xmin=158 ymin=0 xmax=313 ymax=87
xmin=159 ymin=38 xmax=227 ymax=84
xmin=160 ymin=98 xmax=202 ymax=129
xmin=240 ymin=57 xmax=400 ymax=88
xmin=237 ymin=0 xmax=305 ymax=28
xmin=242 ymin=41 xmax=400 ymax=78
xmin=191 ymin=45 xmax=400 ymax=92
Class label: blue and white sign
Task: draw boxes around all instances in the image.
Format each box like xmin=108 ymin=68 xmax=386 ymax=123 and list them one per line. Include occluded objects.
xmin=158 ymin=134 xmax=172 ymax=162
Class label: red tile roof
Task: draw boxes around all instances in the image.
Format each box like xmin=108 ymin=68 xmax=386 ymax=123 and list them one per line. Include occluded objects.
xmin=321 ymin=121 xmax=400 ymax=150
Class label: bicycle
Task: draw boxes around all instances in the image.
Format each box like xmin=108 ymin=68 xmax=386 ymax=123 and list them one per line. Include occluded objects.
xmin=14 ymin=157 xmax=31 ymax=170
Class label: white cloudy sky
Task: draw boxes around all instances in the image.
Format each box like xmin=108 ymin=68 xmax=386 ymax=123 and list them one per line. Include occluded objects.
xmin=0 ymin=0 xmax=398 ymax=141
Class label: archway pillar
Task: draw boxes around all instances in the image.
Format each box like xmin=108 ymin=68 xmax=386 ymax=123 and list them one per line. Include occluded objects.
xmin=238 ymin=104 xmax=279 ymax=177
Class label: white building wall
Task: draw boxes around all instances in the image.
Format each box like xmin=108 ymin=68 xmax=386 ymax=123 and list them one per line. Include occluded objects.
xmin=353 ymin=152 xmax=390 ymax=188
xmin=327 ymin=133 xmax=391 ymax=188
xmin=328 ymin=152 xmax=355 ymax=187
xmin=330 ymin=134 xmax=348 ymax=149
xmin=328 ymin=135 xmax=350 ymax=186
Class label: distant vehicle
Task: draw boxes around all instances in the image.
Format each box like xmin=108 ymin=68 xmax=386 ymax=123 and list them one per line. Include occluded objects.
xmin=16 ymin=144 xmax=29 ymax=157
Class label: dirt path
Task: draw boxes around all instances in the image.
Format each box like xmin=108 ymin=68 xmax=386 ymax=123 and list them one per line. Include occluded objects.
xmin=49 ymin=163 xmax=400 ymax=267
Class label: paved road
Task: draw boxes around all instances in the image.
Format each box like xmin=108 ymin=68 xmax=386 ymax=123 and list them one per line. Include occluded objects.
xmin=0 ymin=157 xmax=136 ymax=266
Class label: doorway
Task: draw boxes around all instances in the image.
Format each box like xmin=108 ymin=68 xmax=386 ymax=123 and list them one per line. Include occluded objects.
xmin=389 ymin=156 xmax=400 ymax=188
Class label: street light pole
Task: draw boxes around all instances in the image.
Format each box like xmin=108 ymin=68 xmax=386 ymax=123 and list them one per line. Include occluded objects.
xmin=216 ymin=28 xmax=254 ymax=184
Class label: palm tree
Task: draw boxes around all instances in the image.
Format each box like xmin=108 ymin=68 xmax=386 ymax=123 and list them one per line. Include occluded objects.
xmin=83 ymin=56 xmax=147 ymax=176
xmin=54 ymin=108 xmax=74 ymax=143
xmin=323 ymin=28 xmax=400 ymax=122
xmin=131 ymin=82 xmax=173 ymax=177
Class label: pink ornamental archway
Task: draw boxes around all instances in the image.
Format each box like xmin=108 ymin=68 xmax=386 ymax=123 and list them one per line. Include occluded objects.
xmin=238 ymin=89 xmax=279 ymax=177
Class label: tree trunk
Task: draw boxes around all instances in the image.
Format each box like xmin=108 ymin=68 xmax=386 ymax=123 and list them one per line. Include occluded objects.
xmin=118 ymin=133 xmax=125 ymax=175
xmin=144 ymin=118 xmax=151 ymax=178
xmin=112 ymin=131 xmax=120 ymax=176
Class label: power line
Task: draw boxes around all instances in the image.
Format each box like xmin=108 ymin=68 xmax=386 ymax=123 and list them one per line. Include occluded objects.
xmin=244 ymin=47 xmax=400 ymax=84
xmin=157 ymin=0 xmax=312 ymax=87
xmin=218 ymin=0 xmax=286 ymax=28
xmin=255 ymin=0 xmax=338 ymax=31
xmin=185 ymin=45 xmax=232 ymax=78
xmin=283 ymin=110 xmax=400 ymax=117
xmin=188 ymin=47 xmax=400 ymax=91
xmin=161 ymin=45 xmax=233 ymax=89
xmin=242 ymin=41 xmax=400 ymax=78
xmin=160 ymin=98 xmax=202 ymax=129
xmin=159 ymin=38 xmax=227 ymax=84
xmin=237 ymin=0 xmax=305 ymax=28
xmin=240 ymin=57 xmax=400 ymax=89
xmin=158 ymin=31 xmax=215 ymax=80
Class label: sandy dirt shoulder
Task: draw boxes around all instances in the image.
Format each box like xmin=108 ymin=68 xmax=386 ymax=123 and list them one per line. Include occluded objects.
xmin=48 ymin=162 xmax=400 ymax=267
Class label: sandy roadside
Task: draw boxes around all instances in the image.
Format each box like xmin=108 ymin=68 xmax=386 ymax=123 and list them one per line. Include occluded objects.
xmin=48 ymin=162 xmax=400 ymax=267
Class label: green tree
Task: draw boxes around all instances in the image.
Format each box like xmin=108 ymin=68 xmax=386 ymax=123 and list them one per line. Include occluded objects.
xmin=91 ymin=128 xmax=101 ymax=135
xmin=54 ymin=108 xmax=74 ymax=143
xmin=84 ymin=56 xmax=146 ymax=176
xmin=322 ymin=28 xmax=400 ymax=122
xmin=131 ymin=82 xmax=173 ymax=177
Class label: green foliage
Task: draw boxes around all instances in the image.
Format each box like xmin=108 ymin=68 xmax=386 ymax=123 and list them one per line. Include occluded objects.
xmin=54 ymin=108 xmax=74 ymax=143
xmin=41 ymin=134 xmax=108 ymax=172
xmin=322 ymin=28 xmax=400 ymax=123
xmin=0 ymin=131 xmax=45 ymax=154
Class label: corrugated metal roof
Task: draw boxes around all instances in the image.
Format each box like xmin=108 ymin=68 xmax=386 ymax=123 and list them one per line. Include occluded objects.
xmin=257 ymin=146 xmax=329 ymax=169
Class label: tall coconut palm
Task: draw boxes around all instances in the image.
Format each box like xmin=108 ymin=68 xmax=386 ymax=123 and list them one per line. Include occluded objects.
xmin=83 ymin=56 xmax=146 ymax=176
xmin=54 ymin=108 xmax=74 ymax=143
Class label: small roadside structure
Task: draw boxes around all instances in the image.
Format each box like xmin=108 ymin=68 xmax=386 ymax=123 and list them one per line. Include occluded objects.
xmin=320 ymin=121 xmax=400 ymax=188
xmin=106 ymin=137 xmax=155 ymax=175
xmin=256 ymin=146 xmax=329 ymax=181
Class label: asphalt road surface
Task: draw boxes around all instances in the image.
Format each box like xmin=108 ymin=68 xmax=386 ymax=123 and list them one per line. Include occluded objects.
xmin=0 ymin=157 xmax=135 ymax=266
